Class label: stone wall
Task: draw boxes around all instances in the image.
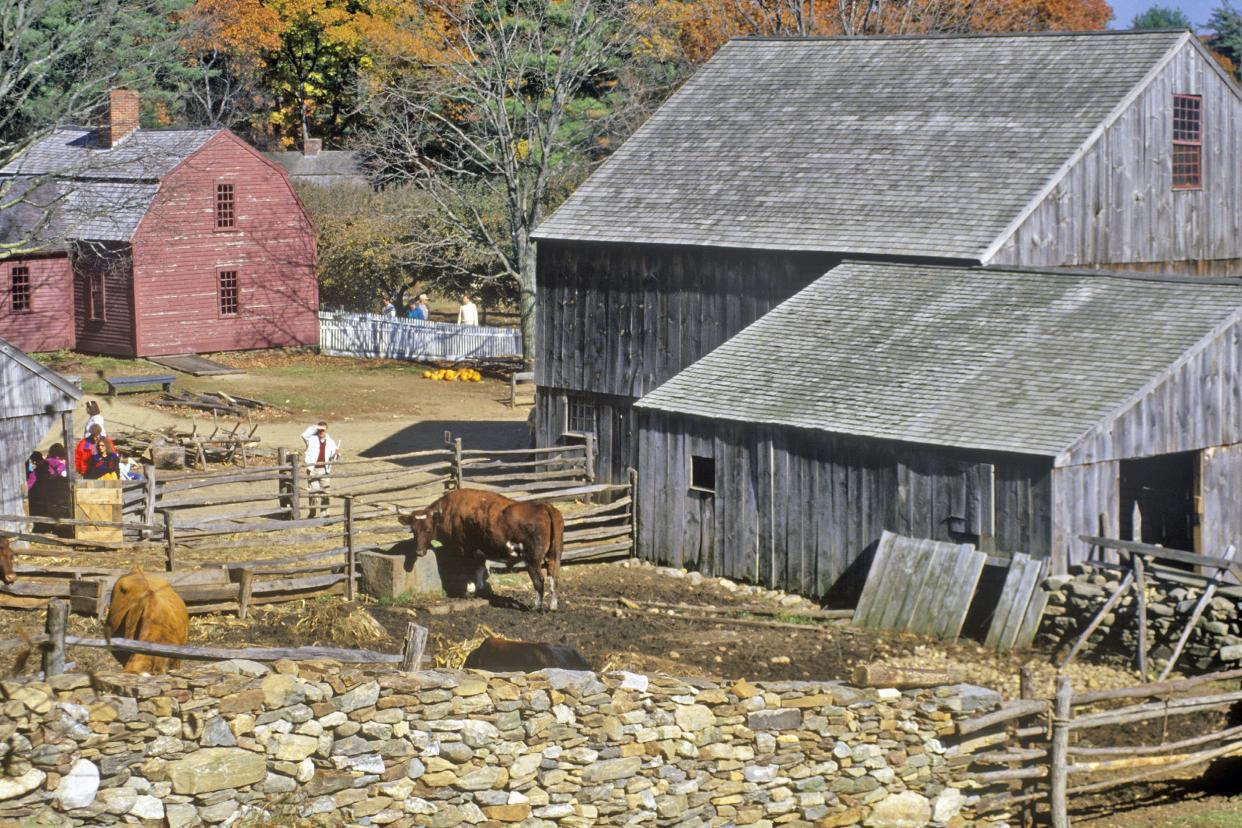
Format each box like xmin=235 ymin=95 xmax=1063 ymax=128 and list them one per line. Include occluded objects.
xmin=0 ymin=661 xmax=997 ymax=828
xmin=1039 ymin=563 xmax=1242 ymax=673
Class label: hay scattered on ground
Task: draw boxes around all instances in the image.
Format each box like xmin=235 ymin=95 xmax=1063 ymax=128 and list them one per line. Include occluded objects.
xmin=251 ymin=599 xmax=389 ymax=648
xmin=433 ymin=624 xmax=511 ymax=668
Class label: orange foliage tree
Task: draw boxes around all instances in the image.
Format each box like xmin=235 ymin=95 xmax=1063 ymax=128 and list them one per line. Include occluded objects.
xmin=661 ymin=0 xmax=1112 ymax=64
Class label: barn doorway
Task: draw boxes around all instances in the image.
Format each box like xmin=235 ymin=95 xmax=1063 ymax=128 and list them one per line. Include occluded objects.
xmin=1119 ymin=451 xmax=1199 ymax=554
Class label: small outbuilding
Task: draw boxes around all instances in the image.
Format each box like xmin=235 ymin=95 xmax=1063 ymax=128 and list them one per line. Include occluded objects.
xmin=0 ymin=337 xmax=80 ymax=530
xmin=634 ymin=261 xmax=1242 ymax=599
xmin=265 ymin=139 xmax=369 ymax=188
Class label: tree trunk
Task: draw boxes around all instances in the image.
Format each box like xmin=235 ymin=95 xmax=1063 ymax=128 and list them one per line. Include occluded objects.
xmin=519 ymin=237 xmax=538 ymax=370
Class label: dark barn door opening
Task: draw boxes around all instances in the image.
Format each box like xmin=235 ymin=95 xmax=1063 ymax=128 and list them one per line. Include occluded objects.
xmin=1119 ymin=451 xmax=1199 ymax=554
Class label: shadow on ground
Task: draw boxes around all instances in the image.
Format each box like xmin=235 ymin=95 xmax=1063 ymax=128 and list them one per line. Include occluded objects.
xmin=359 ymin=419 xmax=530 ymax=461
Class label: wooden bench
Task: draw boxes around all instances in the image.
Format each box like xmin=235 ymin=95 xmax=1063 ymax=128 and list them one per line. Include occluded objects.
xmin=104 ymin=374 xmax=177 ymax=396
xmin=509 ymin=371 xmax=535 ymax=407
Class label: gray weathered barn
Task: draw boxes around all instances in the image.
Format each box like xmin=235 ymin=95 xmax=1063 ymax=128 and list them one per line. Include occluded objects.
xmin=634 ymin=262 xmax=1242 ymax=596
xmin=532 ymin=29 xmax=1242 ymax=487
xmin=0 ymin=338 xmax=80 ymax=531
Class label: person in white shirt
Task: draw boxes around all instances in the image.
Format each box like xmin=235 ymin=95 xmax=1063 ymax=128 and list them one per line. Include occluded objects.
xmin=83 ymin=399 xmax=106 ymax=437
xmin=457 ymin=293 xmax=479 ymax=326
xmin=301 ymin=421 xmax=340 ymax=518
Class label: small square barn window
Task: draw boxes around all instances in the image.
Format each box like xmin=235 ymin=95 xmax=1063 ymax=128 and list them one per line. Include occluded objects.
xmin=215 ymin=182 xmax=235 ymax=228
xmin=10 ymin=266 xmax=30 ymax=313
xmin=87 ymin=271 xmax=105 ymax=321
xmin=1173 ymin=94 xmax=1202 ymax=189
xmin=690 ymin=454 xmax=716 ymax=494
xmin=566 ymin=396 xmax=596 ymax=435
xmin=218 ymin=270 xmax=239 ymax=316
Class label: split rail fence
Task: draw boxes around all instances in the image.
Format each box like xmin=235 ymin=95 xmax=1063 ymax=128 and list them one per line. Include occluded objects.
xmin=2 ymin=432 xmax=635 ymax=617
xmin=955 ymin=665 xmax=1242 ymax=826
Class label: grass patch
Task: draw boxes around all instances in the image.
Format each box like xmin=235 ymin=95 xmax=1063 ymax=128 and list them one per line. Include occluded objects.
xmin=738 ymin=611 xmax=820 ymax=626
xmin=30 ymin=351 xmax=169 ymax=394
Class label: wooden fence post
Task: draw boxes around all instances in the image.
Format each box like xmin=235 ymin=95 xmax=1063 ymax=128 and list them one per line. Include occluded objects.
xmin=1019 ymin=666 xmax=1036 ymax=828
xmin=236 ymin=568 xmax=254 ymax=620
xmin=452 ymin=439 xmax=463 ymax=489
xmin=344 ymin=496 xmax=356 ymax=601
xmin=1049 ymin=674 xmax=1072 ymax=828
xmin=583 ymin=434 xmax=596 ymax=483
xmin=277 ymin=448 xmax=290 ymax=513
xmin=162 ymin=510 xmax=176 ymax=572
xmin=141 ymin=463 xmax=157 ymax=540
xmin=43 ymin=598 xmax=67 ymax=678
xmin=62 ymin=410 xmax=76 ymax=485
xmin=628 ymin=467 xmax=639 ymax=558
xmin=1134 ymin=554 xmax=1149 ymax=681
xmin=401 ymin=622 xmax=428 ymax=671
xmin=289 ymin=457 xmax=303 ymax=521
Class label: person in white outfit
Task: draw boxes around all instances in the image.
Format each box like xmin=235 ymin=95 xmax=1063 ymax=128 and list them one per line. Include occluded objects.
xmin=83 ymin=400 xmax=106 ymax=437
xmin=457 ymin=293 xmax=479 ymax=326
xmin=301 ymin=421 xmax=340 ymax=518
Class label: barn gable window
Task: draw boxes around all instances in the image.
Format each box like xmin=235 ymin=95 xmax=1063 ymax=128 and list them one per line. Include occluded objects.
xmin=215 ymin=182 xmax=235 ymax=228
xmin=566 ymin=396 xmax=596 ymax=435
xmin=9 ymin=266 xmax=30 ymax=313
xmin=690 ymin=454 xmax=716 ymax=494
xmin=218 ymin=270 xmax=239 ymax=316
xmin=87 ymin=271 xmax=105 ymax=321
xmin=1173 ymin=94 xmax=1202 ymax=189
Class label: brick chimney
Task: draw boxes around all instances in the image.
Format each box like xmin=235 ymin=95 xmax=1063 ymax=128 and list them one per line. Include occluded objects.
xmin=100 ymin=89 xmax=140 ymax=148
xmin=303 ymin=138 xmax=322 ymax=157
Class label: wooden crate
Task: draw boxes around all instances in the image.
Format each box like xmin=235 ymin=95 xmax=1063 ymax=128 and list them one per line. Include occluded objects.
xmin=73 ymin=480 xmax=123 ymax=542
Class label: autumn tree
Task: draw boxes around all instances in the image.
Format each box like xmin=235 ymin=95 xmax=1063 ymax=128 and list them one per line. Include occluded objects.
xmin=362 ymin=0 xmax=678 ymax=361
xmin=181 ymin=0 xmax=283 ymax=130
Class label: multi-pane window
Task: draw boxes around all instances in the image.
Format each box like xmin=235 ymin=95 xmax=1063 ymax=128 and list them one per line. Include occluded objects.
xmin=215 ymin=182 xmax=235 ymax=228
xmin=10 ymin=266 xmax=30 ymax=313
xmin=1173 ymin=94 xmax=1202 ymax=189
xmin=566 ymin=396 xmax=596 ymax=435
xmin=218 ymin=270 xmax=239 ymax=316
xmin=87 ymin=272 xmax=105 ymax=321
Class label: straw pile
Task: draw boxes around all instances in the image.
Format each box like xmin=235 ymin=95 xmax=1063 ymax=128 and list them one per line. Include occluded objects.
xmin=433 ymin=624 xmax=512 ymax=669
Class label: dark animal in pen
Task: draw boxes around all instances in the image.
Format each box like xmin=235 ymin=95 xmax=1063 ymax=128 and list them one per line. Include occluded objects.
xmin=463 ymin=637 xmax=590 ymax=671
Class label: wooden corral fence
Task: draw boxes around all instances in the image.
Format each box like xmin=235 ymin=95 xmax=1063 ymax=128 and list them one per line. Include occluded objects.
xmin=11 ymin=599 xmax=431 ymax=679
xmin=956 ymin=666 xmax=1242 ymax=826
xmin=2 ymin=434 xmax=633 ymax=616
xmin=319 ymin=311 xmax=523 ymax=361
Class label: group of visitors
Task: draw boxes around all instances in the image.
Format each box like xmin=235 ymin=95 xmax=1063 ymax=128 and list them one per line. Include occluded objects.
xmin=380 ymin=293 xmax=479 ymax=326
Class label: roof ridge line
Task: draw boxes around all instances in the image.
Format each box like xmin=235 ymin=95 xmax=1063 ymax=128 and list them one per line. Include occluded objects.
xmin=836 ymin=259 xmax=1242 ymax=287
xmin=734 ymin=28 xmax=1190 ymax=43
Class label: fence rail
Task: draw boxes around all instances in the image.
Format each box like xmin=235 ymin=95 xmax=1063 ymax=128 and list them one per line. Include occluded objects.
xmin=4 ymin=433 xmax=629 ymax=616
xmin=957 ymin=665 xmax=1242 ymax=825
xmin=319 ymin=311 xmax=522 ymax=361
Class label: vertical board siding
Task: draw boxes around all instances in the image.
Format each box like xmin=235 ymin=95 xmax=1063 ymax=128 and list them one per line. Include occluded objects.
xmin=0 ymin=355 xmax=76 ymax=531
xmin=992 ymin=43 xmax=1242 ymax=271
xmin=74 ymin=245 xmax=136 ymax=356
xmin=1062 ymin=315 xmax=1242 ymax=466
xmin=1050 ymin=461 xmax=1119 ymax=573
xmin=131 ymin=133 xmax=318 ymax=357
xmin=535 ymin=387 xmax=637 ymax=484
xmin=0 ymin=255 xmax=75 ymax=353
xmin=535 ymin=240 xmax=835 ymax=397
xmin=1201 ymin=444 xmax=1242 ymax=566
xmin=636 ymin=411 xmax=1053 ymax=600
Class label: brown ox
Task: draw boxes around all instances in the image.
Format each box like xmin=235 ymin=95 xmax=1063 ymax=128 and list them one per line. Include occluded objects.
xmin=398 ymin=488 xmax=565 ymax=611
xmin=463 ymin=637 xmax=590 ymax=672
xmin=0 ymin=538 xmax=15 ymax=585
xmin=106 ymin=569 xmax=189 ymax=675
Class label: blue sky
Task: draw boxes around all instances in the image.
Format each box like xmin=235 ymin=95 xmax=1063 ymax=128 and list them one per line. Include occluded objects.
xmin=1108 ymin=0 xmax=1224 ymax=29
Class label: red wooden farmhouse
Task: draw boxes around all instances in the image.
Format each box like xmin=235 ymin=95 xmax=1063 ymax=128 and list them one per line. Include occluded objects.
xmin=0 ymin=91 xmax=319 ymax=357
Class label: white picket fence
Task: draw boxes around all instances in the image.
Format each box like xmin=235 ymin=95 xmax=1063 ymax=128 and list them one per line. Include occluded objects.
xmin=318 ymin=311 xmax=523 ymax=361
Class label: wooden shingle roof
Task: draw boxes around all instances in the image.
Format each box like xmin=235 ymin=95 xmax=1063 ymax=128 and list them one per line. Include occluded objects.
xmin=534 ymin=30 xmax=1190 ymax=259
xmin=635 ymin=261 xmax=1242 ymax=456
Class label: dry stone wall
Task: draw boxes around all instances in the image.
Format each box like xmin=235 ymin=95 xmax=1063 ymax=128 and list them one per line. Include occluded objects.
xmin=1039 ymin=563 xmax=1242 ymax=673
xmin=0 ymin=660 xmax=999 ymax=827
